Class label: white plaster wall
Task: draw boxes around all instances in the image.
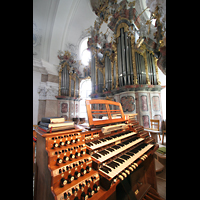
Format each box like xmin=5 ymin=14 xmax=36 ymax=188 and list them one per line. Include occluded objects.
xmin=158 ymin=68 xmax=166 ymax=120
xmin=33 ymin=70 xmax=41 ymax=125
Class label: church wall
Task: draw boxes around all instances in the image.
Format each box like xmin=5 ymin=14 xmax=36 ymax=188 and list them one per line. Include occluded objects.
xmin=45 ymin=100 xmax=58 ymax=117
xmin=33 ymin=70 xmax=42 ymax=125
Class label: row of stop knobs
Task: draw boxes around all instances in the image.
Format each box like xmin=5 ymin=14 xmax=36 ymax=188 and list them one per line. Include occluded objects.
xmin=63 ymin=181 xmax=100 ymax=200
xmin=53 ymin=138 xmax=80 ymax=148
xmin=57 ymin=151 xmax=86 ymax=165
xmin=60 ymin=166 xmax=92 ymax=187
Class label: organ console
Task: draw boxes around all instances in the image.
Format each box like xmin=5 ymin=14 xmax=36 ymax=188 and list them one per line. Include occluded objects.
xmin=34 ymin=99 xmax=163 ymax=200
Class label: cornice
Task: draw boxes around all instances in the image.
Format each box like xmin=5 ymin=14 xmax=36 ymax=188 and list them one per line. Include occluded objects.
xmin=33 ymin=58 xmax=47 ymax=74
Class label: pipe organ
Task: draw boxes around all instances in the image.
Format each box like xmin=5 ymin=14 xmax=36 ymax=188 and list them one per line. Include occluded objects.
xmin=59 ymin=63 xmax=80 ymax=99
xmin=87 ymin=19 xmax=164 ymax=128
xmin=61 ymin=64 xmax=70 ymax=96
xmin=56 ymin=20 xmax=164 ymax=126
xmin=88 ymin=23 xmax=160 ymax=93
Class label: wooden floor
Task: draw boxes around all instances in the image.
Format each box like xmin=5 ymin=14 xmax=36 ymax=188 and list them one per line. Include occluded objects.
xmin=33 ymin=134 xmax=166 ymax=200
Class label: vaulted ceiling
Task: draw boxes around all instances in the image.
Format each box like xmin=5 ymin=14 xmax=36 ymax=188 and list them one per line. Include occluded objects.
xmin=33 ymin=0 xmax=158 ymax=75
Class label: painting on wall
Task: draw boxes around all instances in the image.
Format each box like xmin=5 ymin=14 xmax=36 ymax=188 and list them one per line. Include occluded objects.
xmin=61 ymin=103 xmax=68 ymax=113
xmin=142 ymin=115 xmax=150 ymax=128
xmin=152 ymin=96 xmax=160 ymax=111
xmin=60 ymin=102 xmax=68 ymax=120
xmin=141 ymin=95 xmax=148 ymax=111
xmin=120 ymin=96 xmax=135 ymax=112
xmin=154 ymin=114 xmax=161 ymax=121
xmin=75 ymin=103 xmax=79 ymax=118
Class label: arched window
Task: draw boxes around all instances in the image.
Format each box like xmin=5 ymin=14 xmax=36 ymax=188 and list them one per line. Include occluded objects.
xmin=79 ymin=37 xmax=91 ymax=66
xmin=79 ymin=78 xmax=92 ymax=120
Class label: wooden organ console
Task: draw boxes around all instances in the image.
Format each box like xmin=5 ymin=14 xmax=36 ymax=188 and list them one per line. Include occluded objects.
xmin=34 ymin=99 xmax=163 ymax=200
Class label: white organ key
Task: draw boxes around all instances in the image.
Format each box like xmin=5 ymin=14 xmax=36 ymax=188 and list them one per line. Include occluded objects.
xmin=106 ymin=144 xmax=154 ymax=178
xmin=97 ymin=138 xmax=144 ymax=162
xmin=89 ymin=132 xmax=137 ymax=150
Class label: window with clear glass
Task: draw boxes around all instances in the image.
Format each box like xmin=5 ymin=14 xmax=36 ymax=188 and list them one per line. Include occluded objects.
xmin=80 ymin=79 xmax=92 ymax=120
xmin=79 ymin=37 xmax=91 ymax=66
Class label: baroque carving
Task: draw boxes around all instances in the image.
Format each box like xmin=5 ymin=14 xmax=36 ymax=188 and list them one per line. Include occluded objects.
xmin=37 ymin=82 xmax=58 ymax=100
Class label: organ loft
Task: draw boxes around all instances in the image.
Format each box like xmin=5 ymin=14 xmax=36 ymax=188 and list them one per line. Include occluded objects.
xmin=33 ymin=0 xmax=166 ymax=200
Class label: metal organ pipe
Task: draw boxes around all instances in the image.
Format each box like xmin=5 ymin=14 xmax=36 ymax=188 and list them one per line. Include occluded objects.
xmin=105 ymin=55 xmax=112 ymax=91
xmin=150 ymin=52 xmax=154 ymax=85
xmin=147 ymin=51 xmax=153 ymax=85
xmin=98 ymin=68 xmax=103 ymax=93
xmin=128 ymin=37 xmax=134 ymax=85
xmin=138 ymin=53 xmax=141 ymax=84
xmin=105 ymin=55 xmax=108 ymax=90
xmin=108 ymin=56 xmax=112 ymax=91
xmin=113 ymin=61 xmax=116 ymax=88
xmin=71 ymin=79 xmax=74 ymax=97
xmin=76 ymin=76 xmax=79 ymax=97
xmin=120 ymin=28 xmax=126 ymax=86
xmin=61 ymin=66 xmax=64 ymax=95
xmin=135 ymin=52 xmax=139 ymax=84
xmin=61 ymin=65 xmax=70 ymax=96
xmin=124 ymin=31 xmax=130 ymax=85
xmin=117 ymin=37 xmax=122 ymax=87
xmin=91 ymin=55 xmax=95 ymax=93
xmin=146 ymin=51 xmax=157 ymax=85
xmin=141 ymin=55 xmax=146 ymax=84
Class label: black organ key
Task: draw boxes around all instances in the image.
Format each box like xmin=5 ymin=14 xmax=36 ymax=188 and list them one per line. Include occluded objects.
xmin=122 ymin=140 xmax=131 ymax=145
xmin=115 ymin=158 xmax=125 ymax=164
xmin=126 ymin=152 xmax=135 ymax=156
xmin=120 ymin=154 xmax=130 ymax=160
xmin=130 ymin=148 xmax=140 ymax=154
xmin=107 ymin=161 xmax=119 ymax=169
xmin=92 ymin=153 xmax=101 ymax=159
xmin=86 ymin=142 xmax=93 ymax=147
xmin=100 ymin=166 xmax=110 ymax=174
xmin=98 ymin=150 xmax=109 ymax=156
xmin=99 ymin=138 xmax=107 ymax=142
xmin=107 ymin=162 xmax=115 ymax=169
xmin=92 ymin=140 xmax=101 ymax=144
xmin=111 ymin=145 xmax=120 ymax=150
xmin=103 ymin=165 xmax=112 ymax=172
xmin=106 ymin=148 xmax=115 ymax=152
xmin=112 ymin=161 xmax=120 ymax=167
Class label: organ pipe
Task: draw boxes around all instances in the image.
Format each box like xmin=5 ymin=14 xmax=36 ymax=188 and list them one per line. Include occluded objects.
xmin=98 ymin=68 xmax=103 ymax=93
xmin=128 ymin=37 xmax=134 ymax=85
xmin=61 ymin=65 xmax=69 ymax=96
xmin=105 ymin=54 xmax=112 ymax=91
xmin=91 ymin=55 xmax=95 ymax=93
xmin=124 ymin=31 xmax=130 ymax=85
xmin=141 ymin=54 xmax=146 ymax=84
xmin=120 ymin=28 xmax=126 ymax=86
xmin=88 ymin=23 xmax=160 ymax=93
xmin=117 ymin=37 xmax=123 ymax=87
